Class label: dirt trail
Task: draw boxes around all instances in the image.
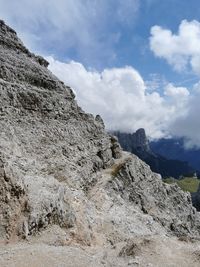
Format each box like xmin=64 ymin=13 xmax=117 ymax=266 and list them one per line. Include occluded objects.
xmin=0 ymin=235 xmax=200 ymax=267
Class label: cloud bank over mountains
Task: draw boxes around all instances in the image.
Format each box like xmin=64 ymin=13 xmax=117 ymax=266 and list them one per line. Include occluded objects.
xmin=48 ymin=56 xmax=199 ymax=147
xmin=48 ymin=18 xmax=200 ymax=148
xmin=149 ymin=19 xmax=200 ymax=147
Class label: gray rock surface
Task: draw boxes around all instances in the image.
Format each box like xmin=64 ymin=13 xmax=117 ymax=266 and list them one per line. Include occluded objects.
xmin=0 ymin=20 xmax=200 ymax=266
xmin=0 ymin=19 xmax=118 ymax=240
xmin=108 ymin=156 xmax=199 ymax=236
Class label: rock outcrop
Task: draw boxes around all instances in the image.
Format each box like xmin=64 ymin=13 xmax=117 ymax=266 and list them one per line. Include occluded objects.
xmin=0 ymin=20 xmax=200 ymax=266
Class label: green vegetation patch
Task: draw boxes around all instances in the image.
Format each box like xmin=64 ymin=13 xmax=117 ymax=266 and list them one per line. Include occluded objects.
xmin=163 ymin=177 xmax=175 ymax=185
xmin=163 ymin=177 xmax=200 ymax=193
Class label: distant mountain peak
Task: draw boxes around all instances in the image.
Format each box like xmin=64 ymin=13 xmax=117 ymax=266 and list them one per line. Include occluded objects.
xmin=133 ymin=128 xmax=151 ymax=154
xmin=114 ymin=129 xmax=194 ymax=178
xmin=112 ymin=129 xmax=153 ymax=158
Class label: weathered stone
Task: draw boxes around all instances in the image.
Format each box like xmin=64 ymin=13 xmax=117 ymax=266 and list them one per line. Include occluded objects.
xmin=0 ymin=19 xmax=115 ymax=240
xmin=0 ymin=21 xmax=200 ymax=265
xmin=107 ymin=155 xmax=200 ymax=236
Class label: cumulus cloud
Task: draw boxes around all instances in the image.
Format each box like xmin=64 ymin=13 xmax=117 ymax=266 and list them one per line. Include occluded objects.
xmin=48 ymin=57 xmax=200 ymax=148
xmin=150 ymin=20 xmax=200 ymax=75
xmin=47 ymin=56 xmax=189 ymax=139
xmin=0 ymin=0 xmax=140 ymax=67
xmin=145 ymin=73 xmax=167 ymax=92
xmin=164 ymin=83 xmax=189 ymax=98
xmin=149 ymin=20 xmax=200 ymax=147
xmin=168 ymin=82 xmax=200 ymax=148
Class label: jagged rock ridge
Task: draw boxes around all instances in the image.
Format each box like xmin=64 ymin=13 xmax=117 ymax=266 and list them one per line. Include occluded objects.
xmin=0 ymin=20 xmax=200 ymax=266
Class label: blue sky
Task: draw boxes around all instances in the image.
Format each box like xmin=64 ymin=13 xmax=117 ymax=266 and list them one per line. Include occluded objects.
xmin=1 ymin=0 xmax=200 ymax=146
xmin=2 ymin=0 xmax=198 ymax=85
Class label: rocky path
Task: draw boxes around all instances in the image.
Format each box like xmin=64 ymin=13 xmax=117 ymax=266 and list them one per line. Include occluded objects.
xmin=0 ymin=235 xmax=200 ymax=267
xmin=88 ymin=151 xmax=132 ymax=200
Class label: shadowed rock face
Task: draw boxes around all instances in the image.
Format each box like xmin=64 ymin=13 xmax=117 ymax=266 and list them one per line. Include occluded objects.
xmin=130 ymin=128 xmax=152 ymax=154
xmin=0 ymin=19 xmax=200 ymax=247
xmin=112 ymin=129 xmax=152 ymax=158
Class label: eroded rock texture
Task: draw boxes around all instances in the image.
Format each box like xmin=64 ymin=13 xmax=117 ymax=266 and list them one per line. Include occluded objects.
xmin=0 ymin=19 xmax=120 ymax=240
xmin=0 ymin=19 xmax=199 ymax=253
xmin=108 ymin=156 xmax=199 ymax=236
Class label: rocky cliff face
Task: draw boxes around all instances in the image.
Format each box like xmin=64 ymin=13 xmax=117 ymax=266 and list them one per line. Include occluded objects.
xmin=0 ymin=19 xmax=121 ymax=240
xmin=0 ymin=20 xmax=200 ymax=266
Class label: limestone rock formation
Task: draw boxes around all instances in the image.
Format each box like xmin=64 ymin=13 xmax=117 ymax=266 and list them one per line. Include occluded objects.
xmin=0 ymin=20 xmax=200 ymax=266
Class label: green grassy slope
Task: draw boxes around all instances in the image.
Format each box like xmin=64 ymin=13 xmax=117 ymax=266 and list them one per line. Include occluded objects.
xmin=163 ymin=177 xmax=200 ymax=193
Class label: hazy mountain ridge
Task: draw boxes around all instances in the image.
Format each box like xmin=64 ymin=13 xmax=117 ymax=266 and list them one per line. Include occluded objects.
xmin=113 ymin=129 xmax=195 ymax=178
xmin=150 ymin=138 xmax=200 ymax=172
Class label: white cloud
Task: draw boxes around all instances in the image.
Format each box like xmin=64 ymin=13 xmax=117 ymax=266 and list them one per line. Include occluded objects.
xmin=47 ymin=56 xmax=189 ymax=140
xmin=48 ymin=57 xmax=200 ymax=148
xmin=163 ymin=84 xmax=190 ymax=120
xmin=164 ymin=83 xmax=189 ymax=98
xmin=150 ymin=20 xmax=200 ymax=75
xmin=168 ymin=83 xmax=200 ymax=148
xmin=145 ymin=73 xmax=167 ymax=92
